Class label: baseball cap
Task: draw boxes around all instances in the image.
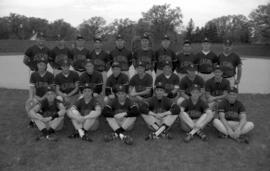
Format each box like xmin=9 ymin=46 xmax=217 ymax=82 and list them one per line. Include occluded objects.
xmin=162 ymin=34 xmax=170 ymax=40
xmin=116 ymin=34 xmax=123 ymax=40
xmin=81 ymin=83 xmax=95 ymax=91
xmin=184 ymin=39 xmax=191 ymax=45
xmin=190 ymin=84 xmax=201 ymax=91
xmin=136 ymin=61 xmax=146 ymax=68
xmin=228 ymin=87 xmax=238 ymax=93
xmin=36 ymin=57 xmax=48 ymax=64
xmin=76 ymin=34 xmax=84 ymax=40
xmin=224 ymin=39 xmax=232 ymax=46
xmin=142 ymin=33 xmax=150 ymax=40
xmin=186 ymin=64 xmax=197 ymax=71
xmin=85 ymin=58 xmax=94 ymax=65
xmin=163 ymin=60 xmax=172 ymax=68
xmin=46 ymin=85 xmax=56 ymax=93
xmin=61 ymin=59 xmax=71 ymax=66
xmin=202 ymin=37 xmax=210 ymax=43
xmin=93 ymin=35 xmax=102 ymax=42
xmin=37 ymin=32 xmax=45 ymax=40
xmin=214 ymin=64 xmax=222 ymax=71
xmin=115 ymin=85 xmax=127 ymax=93
xmin=112 ymin=61 xmax=121 ymax=68
xmin=155 ymin=82 xmax=165 ymax=89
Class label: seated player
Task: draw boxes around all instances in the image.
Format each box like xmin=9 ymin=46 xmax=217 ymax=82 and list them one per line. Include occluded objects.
xmin=79 ymin=59 xmax=103 ymax=97
xmin=141 ymin=82 xmax=180 ymax=140
xmin=67 ymin=83 xmax=102 ymax=142
xmin=25 ymin=57 xmax=54 ymax=128
xmin=29 ymin=86 xmax=66 ymax=141
xmin=103 ymin=85 xmax=139 ymax=145
xmin=155 ymin=60 xmax=179 ymax=100
xmin=129 ymin=61 xmax=153 ymax=103
xmin=205 ymin=65 xmax=230 ymax=112
xmin=55 ymin=59 xmax=80 ymax=107
xmin=179 ymin=84 xmax=213 ymax=142
xmin=104 ymin=61 xmax=129 ymax=104
xmin=213 ymin=87 xmax=254 ymax=143
xmin=177 ymin=64 xmax=204 ymax=105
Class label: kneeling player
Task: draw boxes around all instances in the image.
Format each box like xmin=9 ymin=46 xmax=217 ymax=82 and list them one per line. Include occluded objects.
xmin=67 ymin=83 xmax=102 ymax=142
xmin=213 ymin=87 xmax=254 ymax=143
xmin=29 ymin=86 xmax=66 ymax=141
xmin=141 ymin=82 xmax=180 ymax=140
xmin=103 ymin=85 xmax=139 ymax=145
xmin=180 ymin=84 xmax=213 ymax=142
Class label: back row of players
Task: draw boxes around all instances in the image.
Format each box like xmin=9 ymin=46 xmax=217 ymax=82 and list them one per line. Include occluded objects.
xmin=23 ymin=33 xmax=253 ymax=145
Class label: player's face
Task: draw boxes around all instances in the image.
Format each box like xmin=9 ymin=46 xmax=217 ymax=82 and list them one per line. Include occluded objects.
xmin=183 ymin=44 xmax=191 ymax=53
xmin=116 ymin=39 xmax=125 ymax=49
xmin=227 ymin=92 xmax=237 ymax=103
xmin=223 ymin=45 xmax=232 ymax=53
xmin=112 ymin=67 xmax=121 ymax=76
xmin=141 ymin=39 xmax=149 ymax=48
xmin=85 ymin=63 xmax=94 ymax=74
xmin=202 ymin=42 xmax=211 ymax=51
xmin=187 ymin=69 xmax=196 ymax=77
xmin=37 ymin=62 xmax=47 ymax=72
xmin=83 ymin=88 xmax=93 ymax=98
xmin=155 ymin=88 xmax=165 ymax=99
xmin=76 ymin=39 xmax=84 ymax=47
xmin=94 ymin=40 xmax=103 ymax=49
xmin=116 ymin=91 xmax=127 ymax=101
xmin=190 ymin=89 xmax=201 ymax=99
xmin=136 ymin=66 xmax=145 ymax=74
xmin=161 ymin=40 xmax=170 ymax=49
xmin=214 ymin=69 xmax=223 ymax=78
xmin=61 ymin=65 xmax=70 ymax=74
xmin=163 ymin=65 xmax=172 ymax=75
xmin=46 ymin=91 xmax=56 ymax=102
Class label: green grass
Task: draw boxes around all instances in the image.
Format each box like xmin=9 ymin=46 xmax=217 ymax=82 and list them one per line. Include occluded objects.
xmin=0 ymin=39 xmax=270 ymax=57
xmin=0 ymin=88 xmax=269 ymax=171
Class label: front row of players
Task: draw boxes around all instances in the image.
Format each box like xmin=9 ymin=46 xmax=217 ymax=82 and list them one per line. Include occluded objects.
xmin=27 ymin=81 xmax=254 ymax=145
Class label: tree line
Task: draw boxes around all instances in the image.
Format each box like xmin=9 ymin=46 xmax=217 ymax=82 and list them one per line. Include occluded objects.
xmin=0 ymin=3 xmax=269 ymax=44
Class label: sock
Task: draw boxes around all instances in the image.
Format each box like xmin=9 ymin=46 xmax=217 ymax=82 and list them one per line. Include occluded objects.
xmin=155 ymin=124 xmax=169 ymax=136
xmin=41 ymin=129 xmax=48 ymax=136
xmin=115 ymin=127 xmax=125 ymax=140
xmin=47 ymin=128 xmax=55 ymax=135
xmin=78 ymin=128 xmax=85 ymax=138
xmin=151 ymin=122 xmax=160 ymax=131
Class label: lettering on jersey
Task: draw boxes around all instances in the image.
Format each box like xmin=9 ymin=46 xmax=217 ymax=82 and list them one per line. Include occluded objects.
xmin=34 ymin=53 xmax=49 ymax=62
xmin=181 ymin=61 xmax=192 ymax=68
xmin=60 ymin=83 xmax=76 ymax=91
xmin=35 ymin=81 xmax=49 ymax=88
xmin=74 ymin=54 xmax=86 ymax=61
xmin=55 ymin=54 xmax=68 ymax=64
xmin=165 ymin=83 xmax=174 ymax=91
xmin=158 ymin=55 xmax=172 ymax=62
xmin=226 ymin=111 xmax=239 ymax=120
xmin=199 ymin=58 xmax=212 ymax=65
xmin=221 ymin=61 xmax=233 ymax=69
xmin=189 ymin=110 xmax=202 ymax=118
xmin=138 ymin=56 xmax=152 ymax=69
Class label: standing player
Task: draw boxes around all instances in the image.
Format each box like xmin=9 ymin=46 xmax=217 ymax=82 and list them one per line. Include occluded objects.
xmin=67 ymin=83 xmax=102 ymax=141
xmin=155 ymin=60 xmax=179 ymax=100
xmin=103 ymin=85 xmax=139 ymax=145
xmin=25 ymin=57 xmax=54 ymax=127
xmin=70 ymin=35 xmax=90 ymax=75
xmin=109 ymin=34 xmax=132 ymax=77
xmin=55 ymin=59 xmax=80 ymax=107
xmin=132 ymin=33 xmax=156 ymax=76
xmin=175 ymin=40 xmax=195 ymax=81
xmin=218 ymin=39 xmax=242 ymax=88
xmin=194 ymin=37 xmax=218 ymax=82
xmin=141 ymin=82 xmax=180 ymax=140
xmin=104 ymin=62 xmax=129 ymax=104
xmin=49 ymin=37 xmax=72 ymax=76
xmin=29 ymin=86 xmax=65 ymax=141
xmin=155 ymin=34 xmax=176 ymax=77
xmin=180 ymin=84 xmax=213 ymax=142
xmin=213 ymin=87 xmax=254 ymax=143
xmin=129 ymin=61 xmax=153 ymax=102
xmin=23 ymin=33 xmax=50 ymax=71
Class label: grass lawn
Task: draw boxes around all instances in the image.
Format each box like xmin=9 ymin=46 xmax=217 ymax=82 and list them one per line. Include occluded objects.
xmin=0 ymin=88 xmax=269 ymax=171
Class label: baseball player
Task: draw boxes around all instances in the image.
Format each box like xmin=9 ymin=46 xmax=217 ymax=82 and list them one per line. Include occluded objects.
xmin=129 ymin=61 xmax=153 ymax=102
xmin=55 ymin=59 xmax=80 ymax=107
xmin=79 ymin=59 xmax=103 ymax=97
xmin=104 ymin=62 xmax=129 ymax=104
xmin=155 ymin=60 xmax=180 ymax=100
xmin=155 ymin=34 xmax=176 ymax=77
xmin=49 ymin=37 xmax=72 ymax=76
xmin=70 ymin=35 xmax=90 ymax=75
xmin=109 ymin=34 xmax=132 ymax=77
xmin=132 ymin=33 xmax=156 ymax=76
xmin=89 ymin=35 xmax=111 ymax=95
xmin=218 ymin=39 xmax=242 ymax=88
xmin=194 ymin=37 xmax=218 ymax=82
xmin=25 ymin=57 xmax=54 ymax=127
xmin=180 ymin=84 xmax=213 ymax=142
xmin=29 ymin=86 xmax=65 ymax=141
xmin=213 ymin=87 xmax=254 ymax=143
xmin=103 ymin=85 xmax=139 ymax=145
xmin=177 ymin=64 xmax=205 ymax=105
xmin=141 ymin=82 xmax=180 ymax=140
xmin=175 ymin=40 xmax=195 ymax=81
xmin=67 ymin=83 xmax=102 ymax=142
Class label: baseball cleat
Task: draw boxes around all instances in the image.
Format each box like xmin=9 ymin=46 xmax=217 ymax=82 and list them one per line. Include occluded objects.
xmin=28 ymin=121 xmax=35 ymax=128
xmin=122 ymin=135 xmax=133 ymax=145
xmin=81 ymin=135 xmax=93 ymax=142
xmin=217 ymin=132 xmax=228 ymax=139
xmin=145 ymin=132 xmax=159 ymax=141
xmin=196 ymin=130 xmax=208 ymax=141
xmin=237 ymin=135 xmax=249 ymax=144
xmin=183 ymin=133 xmax=193 ymax=143
xmin=68 ymin=132 xmax=80 ymax=139
xmin=45 ymin=135 xmax=58 ymax=142
xmin=161 ymin=131 xmax=173 ymax=140
xmin=104 ymin=133 xmax=118 ymax=142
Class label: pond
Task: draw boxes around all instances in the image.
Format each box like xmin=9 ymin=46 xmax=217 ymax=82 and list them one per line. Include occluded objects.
xmin=0 ymin=55 xmax=269 ymax=94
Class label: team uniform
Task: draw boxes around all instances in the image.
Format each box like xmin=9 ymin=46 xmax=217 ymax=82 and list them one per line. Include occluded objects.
xmin=133 ymin=49 xmax=156 ymax=76
xmin=155 ymin=73 xmax=179 ymax=99
xmin=70 ymin=47 xmax=90 ymax=74
xmin=129 ymin=73 xmax=153 ymax=99
xmin=79 ymin=71 xmax=103 ymax=95
xmin=155 ymin=48 xmax=176 ymax=76
xmin=175 ymin=52 xmax=195 ymax=80
xmin=179 ymin=75 xmax=205 ymax=96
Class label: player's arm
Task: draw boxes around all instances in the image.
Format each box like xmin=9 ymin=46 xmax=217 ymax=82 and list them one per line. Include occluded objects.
xmin=133 ymin=87 xmax=151 ymax=96
xmin=236 ymin=64 xmax=242 ymax=84
xmin=23 ymin=55 xmax=30 ymax=67
xmin=219 ymin=112 xmax=233 ymax=134
xmin=57 ymin=103 xmax=66 ymax=117
xmin=56 ymin=85 xmax=67 ymax=97
xmin=68 ymin=106 xmax=84 ymax=121
xmin=84 ymin=104 xmax=102 ymax=119
xmin=67 ymin=81 xmax=79 ymax=97
xmin=29 ymin=103 xmax=49 ymax=121
xmin=180 ymin=89 xmax=190 ymax=99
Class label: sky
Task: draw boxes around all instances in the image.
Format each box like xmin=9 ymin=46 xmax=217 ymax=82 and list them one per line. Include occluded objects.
xmin=0 ymin=0 xmax=269 ymax=28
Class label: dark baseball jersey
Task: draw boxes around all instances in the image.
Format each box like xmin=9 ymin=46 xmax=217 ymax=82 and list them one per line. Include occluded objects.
xmin=50 ymin=47 xmax=72 ymax=69
xmin=130 ymin=73 xmax=153 ymax=98
xmin=89 ymin=50 xmax=110 ymax=72
xmin=180 ymin=75 xmax=205 ymax=96
xmin=205 ymin=77 xmax=230 ymax=96
xmin=155 ymin=73 xmax=179 ymax=96
xmin=73 ymin=98 xmax=100 ymax=116
xmin=55 ymin=71 xmax=79 ymax=94
xmin=218 ymin=99 xmax=246 ymax=121
xmin=181 ymin=98 xmax=209 ymax=119
xmin=24 ymin=45 xmax=50 ymax=71
xmin=106 ymin=73 xmax=129 ymax=95
xmin=147 ymin=96 xmax=180 ymax=115
xmin=218 ymin=52 xmax=242 ymax=78
xmin=30 ymin=71 xmax=54 ymax=97
xmin=39 ymin=99 xmax=61 ymax=117
xmin=194 ymin=51 xmax=218 ymax=74
xmin=155 ymin=48 xmax=176 ymax=70
xmin=103 ymin=98 xmax=139 ymax=117
xmin=175 ymin=53 xmax=195 ymax=74
xmin=133 ymin=49 xmax=156 ymax=71
xmin=70 ymin=48 xmax=90 ymax=72
xmin=109 ymin=47 xmax=132 ymax=71
xmin=79 ymin=71 xmax=103 ymax=94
